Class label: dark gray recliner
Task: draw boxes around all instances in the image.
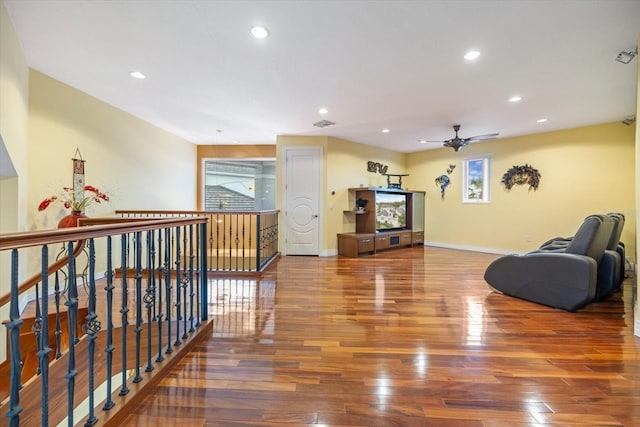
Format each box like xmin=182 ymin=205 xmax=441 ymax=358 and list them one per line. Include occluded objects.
xmin=539 ymin=213 xmax=625 ymax=300
xmin=484 ymin=215 xmax=613 ymax=311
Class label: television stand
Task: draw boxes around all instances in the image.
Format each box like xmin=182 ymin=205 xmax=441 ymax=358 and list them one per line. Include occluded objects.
xmin=338 ymin=230 xmax=416 ymax=257
xmin=338 ymin=187 xmax=425 ymax=257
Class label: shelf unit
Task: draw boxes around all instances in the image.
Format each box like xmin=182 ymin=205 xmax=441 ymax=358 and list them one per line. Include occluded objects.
xmin=338 ymin=187 xmax=425 ymax=257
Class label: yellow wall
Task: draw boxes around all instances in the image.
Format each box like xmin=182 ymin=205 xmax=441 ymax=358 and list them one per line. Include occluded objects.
xmin=0 ymin=2 xmax=29 ymax=363
xmin=196 ymin=144 xmax=276 ymax=210
xmin=0 ymin=3 xmax=28 ymax=229
xmin=28 ymin=71 xmax=197 ymax=229
xmin=407 ymin=122 xmax=636 ymax=258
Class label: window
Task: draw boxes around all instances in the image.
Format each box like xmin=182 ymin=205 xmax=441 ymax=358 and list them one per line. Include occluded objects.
xmin=462 ymin=156 xmax=490 ymax=203
xmin=202 ymin=159 xmax=276 ymax=211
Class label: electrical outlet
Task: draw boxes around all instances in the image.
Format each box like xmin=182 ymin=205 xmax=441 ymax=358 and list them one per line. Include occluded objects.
xmin=625 ymin=256 xmax=635 ymax=272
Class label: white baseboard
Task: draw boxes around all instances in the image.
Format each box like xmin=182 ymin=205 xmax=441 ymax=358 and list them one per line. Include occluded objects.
xmin=423 ymin=241 xmax=522 ymax=256
xmin=321 ymin=248 xmax=338 ymax=257
xmin=326 ymin=242 xmax=634 ymax=266
xmin=322 ymin=242 xmax=518 ymax=258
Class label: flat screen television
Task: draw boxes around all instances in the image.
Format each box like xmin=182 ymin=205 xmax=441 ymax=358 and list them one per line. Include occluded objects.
xmin=375 ymin=192 xmax=407 ymax=231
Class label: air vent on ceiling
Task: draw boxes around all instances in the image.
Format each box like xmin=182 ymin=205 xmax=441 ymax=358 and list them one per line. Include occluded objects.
xmin=622 ymin=115 xmax=635 ymax=125
xmin=313 ymin=120 xmax=336 ymax=128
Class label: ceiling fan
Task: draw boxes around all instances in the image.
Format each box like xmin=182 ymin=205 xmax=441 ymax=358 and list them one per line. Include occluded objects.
xmin=427 ymin=125 xmax=499 ymax=151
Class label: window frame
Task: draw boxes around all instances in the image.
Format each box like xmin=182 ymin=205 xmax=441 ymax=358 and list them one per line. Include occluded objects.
xmin=201 ymin=158 xmax=276 ymax=211
xmin=462 ymin=156 xmax=491 ymax=203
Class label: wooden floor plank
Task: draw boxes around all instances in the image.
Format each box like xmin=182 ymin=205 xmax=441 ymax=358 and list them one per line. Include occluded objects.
xmin=121 ymin=247 xmax=639 ymax=426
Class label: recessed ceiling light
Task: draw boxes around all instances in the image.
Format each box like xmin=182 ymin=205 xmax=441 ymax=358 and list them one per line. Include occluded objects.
xmin=509 ymin=95 xmax=523 ymax=103
xmin=382 ymin=128 xmax=390 ymax=133
xmin=464 ymin=50 xmax=480 ymax=60
xmin=129 ymin=71 xmax=146 ymax=79
xmin=251 ymin=26 xmax=269 ymax=39
xmin=418 ymin=139 xmax=427 ymax=144
xmin=318 ymin=108 xmax=328 ymax=115
xmin=536 ymin=118 xmax=548 ymax=123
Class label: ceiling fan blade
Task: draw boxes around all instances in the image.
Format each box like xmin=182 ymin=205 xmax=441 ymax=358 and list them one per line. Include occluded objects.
xmin=467 ymin=133 xmax=499 ymax=141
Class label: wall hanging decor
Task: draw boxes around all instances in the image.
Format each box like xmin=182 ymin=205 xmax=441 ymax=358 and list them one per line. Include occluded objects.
xmin=367 ymin=161 xmax=388 ymax=175
xmin=434 ymin=163 xmax=456 ymax=199
xmin=38 ymin=148 xmax=110 ymax=227
xmin=435 ymin=174 xmax=450 ymax=198
xmin=501 ymin=164 xmax=541 ymax=191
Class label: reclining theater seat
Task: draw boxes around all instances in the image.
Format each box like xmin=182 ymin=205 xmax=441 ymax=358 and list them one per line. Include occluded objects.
xmin=484 ymin=215 xmax=613 ymax=311
xmin=594 ymin=213 xmax=625 ymax=299
xmin=539 ymin=213 xmax=625 ymax=300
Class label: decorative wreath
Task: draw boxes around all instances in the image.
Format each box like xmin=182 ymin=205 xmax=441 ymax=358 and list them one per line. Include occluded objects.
xmin=501 ymin=164 xmax=541 ymax=191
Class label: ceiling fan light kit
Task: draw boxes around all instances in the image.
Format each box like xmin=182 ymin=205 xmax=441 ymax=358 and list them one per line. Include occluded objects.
xmin=428 ymin=124 xmax=499 ymax=152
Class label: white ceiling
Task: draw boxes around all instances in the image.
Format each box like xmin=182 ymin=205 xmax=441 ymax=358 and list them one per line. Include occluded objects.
xmin=4 ymin=0 xmax=639 ymax=153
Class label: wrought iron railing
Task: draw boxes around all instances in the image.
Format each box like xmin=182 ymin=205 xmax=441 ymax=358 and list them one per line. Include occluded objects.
xmin=0 ymin=217 xmax=209 ymax=426
xmin=116 ymin=210 xmax=279 ymax=273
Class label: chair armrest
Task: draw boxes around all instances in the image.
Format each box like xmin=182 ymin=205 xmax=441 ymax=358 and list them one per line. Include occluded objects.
xmin=484 ymin=252 xmax=598 ymax=311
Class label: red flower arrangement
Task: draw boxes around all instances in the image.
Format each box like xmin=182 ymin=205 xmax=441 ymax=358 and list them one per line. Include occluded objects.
xmin=38 ymin=185 xmax=110 ymax=213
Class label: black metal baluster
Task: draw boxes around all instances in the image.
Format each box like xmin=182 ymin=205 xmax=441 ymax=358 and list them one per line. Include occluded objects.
xmin=65 ymin=241 xmax=79 ymax=427
xmin=256 ymin=214 xmax=261 ymax=271
xmin=103 ymin=236 xmax=115 ymax=410
xmin=164 ymin=227 xmax=173 ymax=355
xmin=156 ymin=230 xmax=165 ymax=362
xmin=5 ymin=249 xmax=23 ymax=426
xmin=145 ymin=230 xmax=155 ymax=372
xmin=213 ymin=213 xmax=218 ymax=270
xmin=32 ymin=282 xmax=42 ymax=375
xmin=181 ymin=225 xmax=189 ymax=339
xmin=224 ymin=214 xmax=229 ymax=271
xmin=174 ymin=226 xmax=182 ymax=346
xmin=54 ymin=271 xmax=62 ymax=359
xmin=235 ymin=214 xmax=240 ymax=271
xmin=83 ymin=239 xmax=101 ymax=426
xmin=119 ymin=235 xmax=130 ymax=396
xmin=133 ymin=231 xmax=143 ymax=383
xmin=188 ymin=224 xmax=195 ymax=333
xmin=38 ymin=246 xmax=52 ymax=427
xmin=194 ymin=223 xmax=201 ymax=328
xmin=199 ymin=222 xmax=208 ymax=323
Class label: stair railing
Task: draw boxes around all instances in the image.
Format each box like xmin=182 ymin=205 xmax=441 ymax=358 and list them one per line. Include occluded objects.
xmin=116 ymin=210 xmax=279 ymax=273
xmin=0 ymin=216 xmax=209 ymax=426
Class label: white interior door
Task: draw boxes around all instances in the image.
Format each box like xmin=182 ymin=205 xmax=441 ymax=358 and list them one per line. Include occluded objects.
xmin=283 ymin=146 xmax=322 ymax=255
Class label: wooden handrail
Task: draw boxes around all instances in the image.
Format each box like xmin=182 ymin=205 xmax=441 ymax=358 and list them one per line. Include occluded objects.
xmin=116 ymin=209 xmax=279 ymax=216
xmin=0 ymin=216 xmax=208 ymax=308
xmin=0 ymin=217 xmax=207 ymax=250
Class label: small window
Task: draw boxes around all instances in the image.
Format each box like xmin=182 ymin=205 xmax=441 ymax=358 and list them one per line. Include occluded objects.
xmin=462 ymin=156 xmax=490 ymax=203
xmin=202 ymin=159 xmax=276 ymax=211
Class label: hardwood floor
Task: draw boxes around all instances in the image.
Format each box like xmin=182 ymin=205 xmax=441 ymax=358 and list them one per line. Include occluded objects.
xmin=122 ymin=247 xmax=639 ymax=426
